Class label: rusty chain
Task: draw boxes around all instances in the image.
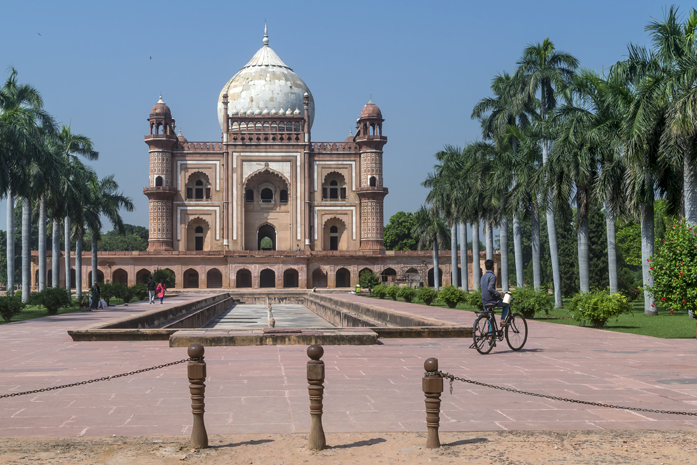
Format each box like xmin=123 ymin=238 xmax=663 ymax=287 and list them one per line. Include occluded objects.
xmin=425 ymin=370 xmax=697 ymax=417
xmin=0 ymin=359 xmax=191 ymax=399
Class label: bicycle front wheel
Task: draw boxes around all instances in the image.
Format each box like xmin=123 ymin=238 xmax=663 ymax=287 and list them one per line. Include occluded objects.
xmin=473 ymin=314 xmax=495 ymax=355
xmin=505 ymin=313 xmax=528 ymax=351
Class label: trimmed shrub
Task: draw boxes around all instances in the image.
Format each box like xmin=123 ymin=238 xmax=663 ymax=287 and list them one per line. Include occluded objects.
xmin=385 ymin=285 xmax=399 ymax=301
xmin=112 ymin=283 xmax=135 ymax=304
xmin=398 ymin=286 xmax=416 ymax=303
xmin=152 ymin=268 xmax=176 ymax=289
xmin=417 ymin=287 xmax=438 ymax=306
xmin=359 ymin=270 xmax=381 ymax=292
xmin=510 ymin=286 xmax=553 ymax=319
xmin=0 ymin=295 xmax=25 ymax=322
xmin=99 ymin=283 xmax=115 ymax=306
xmin=462 ymin=289 xmax=482 ymax=308
xmin=29 ymin=288 xmax=74 ymax=315
xmin=438 ymin=285 xmax=463 ymax=308
xmin=131 ymin=283 xmax=149 ymax=301
xmin=371 ymin=284 xmax=388 ymax=299
xmin=569 ymin=289 xmax=632 ymax=328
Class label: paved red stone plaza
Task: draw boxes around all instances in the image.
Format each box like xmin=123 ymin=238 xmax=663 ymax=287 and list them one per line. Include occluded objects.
xmin=1 ymin=293 xmax=696 ymax=437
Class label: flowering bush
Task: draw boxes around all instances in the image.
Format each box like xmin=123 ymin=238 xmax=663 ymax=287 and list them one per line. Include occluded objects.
xmin=569 ymin=289 xmax=632 ymax=328
xmin=648 ymin=219 xmax=697 ymax=315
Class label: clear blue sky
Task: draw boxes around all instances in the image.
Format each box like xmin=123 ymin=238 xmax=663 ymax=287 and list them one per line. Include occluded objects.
xmin=0 ymin=0 xmax=673 ymax=234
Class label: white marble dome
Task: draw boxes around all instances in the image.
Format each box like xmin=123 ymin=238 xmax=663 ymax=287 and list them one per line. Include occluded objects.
xmin=217 ymin=26 xmax=315 ymax=130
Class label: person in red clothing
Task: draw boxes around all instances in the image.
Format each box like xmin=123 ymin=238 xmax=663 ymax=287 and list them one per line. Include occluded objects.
xmin=156 ymin=281 xmax=167 ymax=304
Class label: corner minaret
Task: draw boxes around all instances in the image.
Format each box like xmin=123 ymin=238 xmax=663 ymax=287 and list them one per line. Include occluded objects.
xmin=144 ymin=95 xmax=178 ymax=251
xmin=355 ymin=98 xmax=388 ymax=251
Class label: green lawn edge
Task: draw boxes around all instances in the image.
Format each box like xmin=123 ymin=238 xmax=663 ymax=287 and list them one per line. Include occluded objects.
xmin=364 ymin=292 xmax=696 ymax=339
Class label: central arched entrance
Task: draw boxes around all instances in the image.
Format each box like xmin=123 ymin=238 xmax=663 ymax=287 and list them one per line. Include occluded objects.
xmin=257 ymin=224 xmax=276 ymax=250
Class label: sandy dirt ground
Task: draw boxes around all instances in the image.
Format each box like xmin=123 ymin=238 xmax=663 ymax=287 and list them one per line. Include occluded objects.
xmin=0 ymin=430 xmax=694 ymax=465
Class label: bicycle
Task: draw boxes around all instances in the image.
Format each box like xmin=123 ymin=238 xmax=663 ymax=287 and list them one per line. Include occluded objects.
xmin=471 ymin=301 xmax=528 ymax=354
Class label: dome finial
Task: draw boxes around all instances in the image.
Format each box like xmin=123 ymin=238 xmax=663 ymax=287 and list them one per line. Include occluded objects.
xmin=158 ymin=94 xmax=164 ymax=104
xmin=368 ymin=92 xmax=374 ymax=105
xmin=263 ymin=22 xmax=269 ymax=46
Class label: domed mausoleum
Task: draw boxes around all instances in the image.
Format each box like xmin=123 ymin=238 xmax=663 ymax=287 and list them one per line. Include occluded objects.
xmin=32 ymin=26 xmax=497 ymax=291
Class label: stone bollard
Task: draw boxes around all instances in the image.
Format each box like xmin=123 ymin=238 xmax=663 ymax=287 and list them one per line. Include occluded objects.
xmin=423 ymin=357 xmax=443 ymax=449
xmin=307 ymin=344 xmax=326 ymax=451
xmin=188 ymin=343 xmax=208 ymax=449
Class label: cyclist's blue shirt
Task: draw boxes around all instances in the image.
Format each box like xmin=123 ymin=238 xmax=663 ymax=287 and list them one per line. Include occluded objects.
xmin=480 ymin=270 xmax=500 ymax=305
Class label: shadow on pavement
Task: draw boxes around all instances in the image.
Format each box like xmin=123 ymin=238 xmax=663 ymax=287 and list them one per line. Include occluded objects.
xmin=328 ymin=437 xmax=387 ymax=449
xmin=446 ymin=437 xmax=489 ymax=446
xmin=211 ymin=439 xmax=274 ymax=449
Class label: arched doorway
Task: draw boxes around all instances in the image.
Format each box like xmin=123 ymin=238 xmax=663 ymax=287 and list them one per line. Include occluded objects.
xmin=405 ymin=267 xmax=421 ymax=287
xmin=336 ymin=268 xmax=350 ymax=288
xmin=260 ymin=269 xmax=276 ymax=288
xmin=258 ymin=224 xmax=276 ymax=250
xmin=136 ymin=268 xmax=151 ymax=284
xmin=187 ymin=219 xmax=209 ymax=251
xmin=428 ymin=267 xmax=443 ymax=287
xmin=88 ymin=270 xmax=105 ymax=286
xmin=112 ymin=269 xmax=128 ymax=285
xmin=184 ymin=268 xmax=199 ymax=288
xmin=283 ymin=269 xmax=299 ymax=288
xmin=323 ymin=218 xmax=347 ymax=251
xmin=164 ymin=268 xmax=176 ymax=288
xmin=358 ymin=268 xmax=373 ymax=282
xmin=207 ymin=269 xmax=222 ymax=288
xmin=312 ymin=268 xmax=327 ymax=288
xmin=381 ymin=268 xmax=397 ymax=283
xmin=236 ymin=269 xmax=252 ymax=288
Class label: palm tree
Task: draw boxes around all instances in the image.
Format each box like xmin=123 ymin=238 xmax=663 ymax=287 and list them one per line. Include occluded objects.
xmin=472 ymin=71 xmax=535 ymax=290
xmin=649 ymin=7 xmax=697 ymax=224
xmin=83 ymin=174 xmax=134 ymax=291
xmin=51 ymin=126 xmax=98 ymax=292
xmin=516 ymin=38 xmax=579 ymax=307
xmin=412 ymin=205 xmax=450 ymax=290
xmin=0 ymin=67 xmax=54 ymax=298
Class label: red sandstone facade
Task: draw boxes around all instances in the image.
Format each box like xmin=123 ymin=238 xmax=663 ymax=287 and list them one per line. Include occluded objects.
xmin=30 ymin=28 xmax=499 ymax=291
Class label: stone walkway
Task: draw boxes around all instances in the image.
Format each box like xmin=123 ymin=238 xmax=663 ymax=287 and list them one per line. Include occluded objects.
xmin=1 ymin=292 xmax=697 ymax=437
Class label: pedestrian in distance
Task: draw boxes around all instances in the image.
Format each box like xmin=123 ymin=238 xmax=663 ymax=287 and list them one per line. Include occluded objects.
xmin=147 ymin=277 xmax=157 ymax=304
xmin=156 ymin=281 xmax=167 ymax=304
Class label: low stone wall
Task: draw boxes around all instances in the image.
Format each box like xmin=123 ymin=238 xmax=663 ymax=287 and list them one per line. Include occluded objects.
xmin=163 ymin=296 xmax=236 ymax=329
xmin=85 ymin=294 xmax=230 ymax=330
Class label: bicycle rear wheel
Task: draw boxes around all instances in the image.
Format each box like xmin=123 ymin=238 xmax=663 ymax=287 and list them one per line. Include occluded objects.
xmin=473 ymin=314 xmax=495 ymax=354
xmin=505 ymin=312 xmax=528 ymax=351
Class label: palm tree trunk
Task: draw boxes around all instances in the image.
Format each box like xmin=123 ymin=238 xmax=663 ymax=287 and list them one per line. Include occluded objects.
xmin=38 ymin=195 xmax=46 ymax=291
xmin=500 ymin=217 xmax=509 ymax=292
xmin=542 ymin=142 xmax=562 ymax=308
xmin=21 ymin=199 xmax=31 ymax=303
xmin=485 ymin=222 xmax=494 ymax=260
xmin=472 ymin=221 xmax=481 ymax=290
xmin=91 ymin=232 xmax=98 ymax=287
xmin=531 ymin=201 xmax=541 ymax=290
xmin=64 ymin=215 xmax=71 ymax=293
xmin=75 ymin=231 xmax=82 ymax=299
xmin=52 ymin=219 xmax=60 ymax=288
xmin=513 ymin=214 xmax=524 ymax=288
xmin=641 ymin=201 xmax=656 ymax=315
xmin=685 ymin=154 xmax=697 ymax=224
xmin=450 ymin=223 xmax=458 ymax=288
xmin=6 ymin=193 xmax=14 ymax=296
xmin=459 ymin=221 xmax=468 ymax=292
xmin=606 ymin=204 xmax=618 ymax=294
xmin=577 ymin=211 xmax=590 ymax=293
xmin=433 ymin=240 xmax=440 ymax=291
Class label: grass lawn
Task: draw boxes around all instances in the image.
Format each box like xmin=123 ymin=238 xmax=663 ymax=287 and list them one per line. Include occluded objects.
xmin=364 ymin=293 xmax=696 ymax=339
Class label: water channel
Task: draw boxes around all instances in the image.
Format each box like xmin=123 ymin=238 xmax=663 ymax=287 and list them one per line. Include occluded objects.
xmin=204 ymin=304 xmax=335 ymax=329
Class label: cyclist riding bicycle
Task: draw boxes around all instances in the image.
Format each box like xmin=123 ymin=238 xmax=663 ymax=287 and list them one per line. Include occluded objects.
xmin=480 ymin=259 xmax=510 ymax=328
